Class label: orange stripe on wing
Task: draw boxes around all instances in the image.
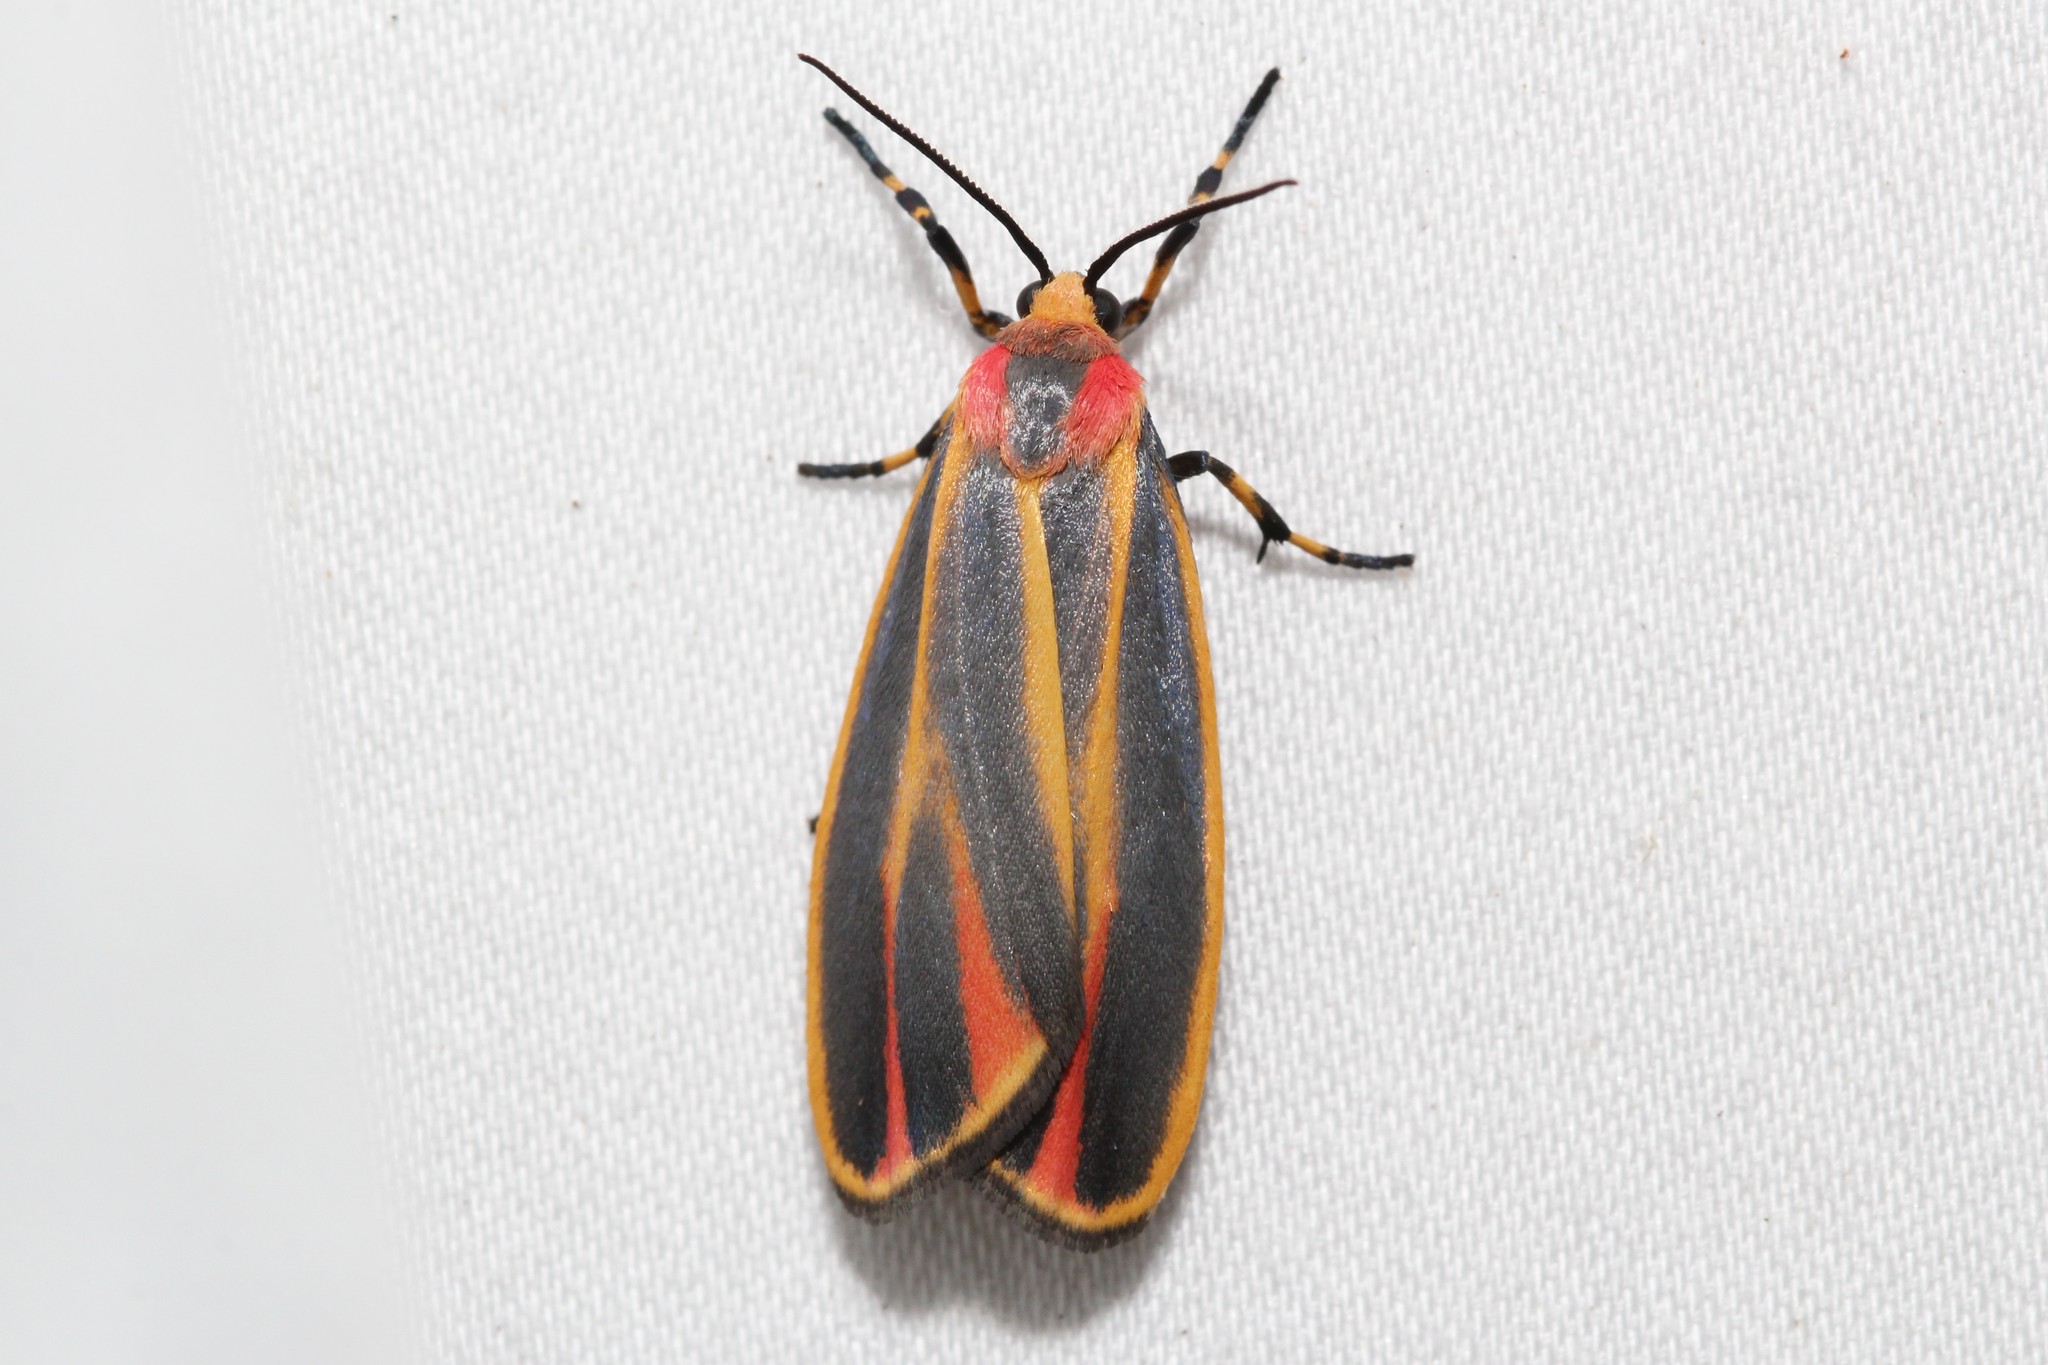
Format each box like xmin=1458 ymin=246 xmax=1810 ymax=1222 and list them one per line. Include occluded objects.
xmin=1021 ymin=427 xmax=1142 ymax=1203
xmin=1012 ymin=480 xmax=1078 ymax=918
xmin=807 ymin=451 xmax=943 ymax=1196
xmin=819 ymin=419 xmax=1076 ymax=1205
xmin=866 ymin=424 xmax=979 ymax=1189
xmin=1036 ymin=456 xmax=1223 ymax=1236
xmin=812 ymin=425 xmax=975 ymax=1204
xmin=878 ymin=422 xmax=973 ymax=903
xmin=1123 ymin=458 xmax=1226 ymax=1211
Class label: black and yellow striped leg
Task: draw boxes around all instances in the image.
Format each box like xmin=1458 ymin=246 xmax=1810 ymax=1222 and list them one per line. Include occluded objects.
xmin=799 ymin=411 xmax=947 ymax=481
xmin=823 ymin=109 xmax=1013 ymax=339
xmin=1167 ymin=450 xmax=1413 ymax=569
xmin=1116 ymin=68 xmax=1281 ymax=338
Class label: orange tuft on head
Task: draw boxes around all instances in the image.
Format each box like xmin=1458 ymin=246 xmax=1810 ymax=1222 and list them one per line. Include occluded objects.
xmin=1027 ymin=273 xmax=1103 ymax=329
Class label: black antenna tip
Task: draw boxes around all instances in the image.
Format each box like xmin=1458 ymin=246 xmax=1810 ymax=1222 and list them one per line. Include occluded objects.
xmin=1083 ymin=179 xmax=1299 ymax=290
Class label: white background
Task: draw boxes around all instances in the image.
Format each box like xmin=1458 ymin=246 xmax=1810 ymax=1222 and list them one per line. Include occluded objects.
xmin=6 ymin=2 xmax=2044 ymax=1360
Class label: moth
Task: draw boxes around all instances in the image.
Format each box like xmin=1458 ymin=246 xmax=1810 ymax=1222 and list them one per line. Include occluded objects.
xmin=799 ymin=55 xmax=1411 ymax=1247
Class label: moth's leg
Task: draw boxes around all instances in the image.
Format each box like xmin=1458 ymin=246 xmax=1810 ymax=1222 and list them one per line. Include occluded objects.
xmin=823 ymin=110 xmax=1012 ymax=339
xmin=799 ymin=409 xmax=947 ymax=480
xmin=1167 ymin=450 xmax=1413 ymax=569
xmin=1116 ymin=68 xmax=1281 ymax=338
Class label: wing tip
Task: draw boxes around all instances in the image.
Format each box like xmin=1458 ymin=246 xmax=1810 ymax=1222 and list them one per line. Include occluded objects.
xmin=976 ymin=1169 xmax=1158 ymax=1251
xmin=817 ymin=1038 xmax=1074 ymax=1221
xmin=826 ymin=1161 xmax=945 ymax=1223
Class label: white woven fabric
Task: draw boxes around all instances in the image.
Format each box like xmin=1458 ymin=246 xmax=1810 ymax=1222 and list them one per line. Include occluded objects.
xmin=17 ymin=1 xmax=2043 ymax=1360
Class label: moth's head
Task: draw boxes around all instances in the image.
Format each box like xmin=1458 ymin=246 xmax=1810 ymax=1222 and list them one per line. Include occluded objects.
xmin=1016 ymin=273 xmax=1122 ymax=335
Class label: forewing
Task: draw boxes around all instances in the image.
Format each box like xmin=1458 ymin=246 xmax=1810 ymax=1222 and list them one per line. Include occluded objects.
xmin=809 ymin=424 xmax=1083 ymax=1212
xmin=986 ymin=413 xmax=1225 ymax=1246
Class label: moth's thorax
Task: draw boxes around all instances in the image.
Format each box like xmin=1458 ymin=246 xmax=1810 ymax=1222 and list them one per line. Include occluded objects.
xmin=998 ymin=315 xmax=1118 ymax=363
xmin=961 ymin=319 xmax=1144 ymax=480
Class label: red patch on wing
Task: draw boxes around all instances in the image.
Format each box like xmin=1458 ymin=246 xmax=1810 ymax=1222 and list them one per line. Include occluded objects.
xmin=881 ymin=1008 xmax=912 ymax=1175
xmin=880 ymin=878 xmax=913 ymax=1177
xmin=961 ymin=345 xmax=1011 ymax=450
xmin=1026 ymin=879 xmax=1119 ymax=1206
xmin=1063 ymin=355 xmax=1142 ymax=463
xmin=1025 ymin=1032 xmax=1089 ymax=1203
xmin=947 ymin=817 xmax=1036 ymax=1101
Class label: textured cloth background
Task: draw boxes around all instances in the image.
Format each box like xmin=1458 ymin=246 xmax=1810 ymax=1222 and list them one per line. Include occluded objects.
xmin=20 ymin=1 xmax=2045 ymax=1360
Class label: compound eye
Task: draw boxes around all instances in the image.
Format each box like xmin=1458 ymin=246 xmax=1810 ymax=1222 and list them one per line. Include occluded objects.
xmin=1015 ymin=280 xmax=1043 ymax=319
xmin=1089 ymin=285 xmax=1124 ymax=334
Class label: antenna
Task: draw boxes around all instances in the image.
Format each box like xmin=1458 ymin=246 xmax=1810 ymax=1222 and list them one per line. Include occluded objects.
xmin=799 ymin=54 xmax=1052 ymax=282
xmin=1083 ymin=181 xmax=1296 ymax=291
